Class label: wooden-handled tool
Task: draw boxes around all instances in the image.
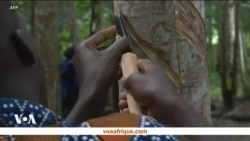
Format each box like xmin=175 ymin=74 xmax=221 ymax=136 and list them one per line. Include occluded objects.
xmin=121 ymin=52 xmax=146 ymax=115
xmin=113 ymin=13 xmax=146 ymax=115
xmin=118 ymin=52 xmax=150 ymax=115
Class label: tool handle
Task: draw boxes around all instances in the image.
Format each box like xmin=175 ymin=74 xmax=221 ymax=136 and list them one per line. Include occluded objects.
xmin=121 ymin=53 xmax=143 ymax=115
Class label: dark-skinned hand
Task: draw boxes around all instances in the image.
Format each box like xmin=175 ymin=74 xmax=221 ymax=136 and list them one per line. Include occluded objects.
xmin=74 ymin=26 xmax=129 ymax=93
xmin=119 ymin=59 xmax=209 ymax=127
xmin=66 ymin=26 xmax=129 ymax=125
xmin=119 ymin=59 xmax=226 ymax=141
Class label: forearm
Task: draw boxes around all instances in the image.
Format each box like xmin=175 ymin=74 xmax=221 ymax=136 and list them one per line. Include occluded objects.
xmin=65 ymin=85 xmax=108 ymax=126
xmin=173 ymin=103 xmax=211 ymax=127
xmin=173 ymin=103 xmax=227 ymax=141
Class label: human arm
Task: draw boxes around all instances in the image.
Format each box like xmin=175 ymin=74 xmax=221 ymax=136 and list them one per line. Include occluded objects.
xmin=119 ymin=59 xmax=226 ymax=141
xmin=65 ymin=26 xmax=129 ymax=125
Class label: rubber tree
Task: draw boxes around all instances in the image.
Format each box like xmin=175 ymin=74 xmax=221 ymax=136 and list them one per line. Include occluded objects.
xmin=115 ymin=0 xmax=211 ymax=122
xmin=32 ymin=1 xmax=61 ymax=114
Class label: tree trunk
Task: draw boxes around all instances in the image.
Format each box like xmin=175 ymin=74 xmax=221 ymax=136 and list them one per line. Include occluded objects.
xmin=231 ymin=1 xmax=240 ymax=100
xmin=65 ymin=0 xmax=80 ymax=46
xmin=90 ymin=0 xmax=105 ymax=36
xmin=206 ymin=3 xmax=215 ymax=72
xmin=30 ymin=1 xmax=35 ymax=36
xmin=230 ymin=1 xmax=240 ymax=106
xmin=33 ymin=1 xmax=61 ymax=114
xmin=218 ymin=1 xmax=236 ymax=111
xmin=236 ymin=2 xmax=250 ymax=97
xmin=115 ymin=1 xmax=211 ymax=122
xmin=240 ymin=28 xmax=250 ymax=96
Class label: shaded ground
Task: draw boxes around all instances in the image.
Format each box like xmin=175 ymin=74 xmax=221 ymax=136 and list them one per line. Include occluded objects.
xmin=212 ymin=99 xmax=250 ymax=141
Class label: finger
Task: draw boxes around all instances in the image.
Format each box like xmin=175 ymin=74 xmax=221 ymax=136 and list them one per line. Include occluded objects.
xmin=124 ymin=73 xmax=142 ymax=94
xmin=120 ymin=77 xmax=126 ymax=85
xmin=122 ymin=108 xmax=129 ymax=113
xmin=118 ymin=99 xmax=128 ymax=110
xmin=85 ymin=26 xmax=117 ymax=48
xmin=119 ymin=77 xmax=127 ymax=91
xmin=104 ymin=38 xmax=130 ymax=58
xmin=137 ymin=59 xmax=153 ymax=73
xmin=119 ymin=91 xmax=127 ymax=100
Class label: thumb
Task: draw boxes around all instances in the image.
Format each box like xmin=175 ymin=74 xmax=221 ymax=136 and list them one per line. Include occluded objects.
xmin=124 ymin=73 xmax=150 ymax=106
xmin=104 ymin=38 xmax=130 ymax=58
xmin=137 ymin=59 xmax=153 ymax=73
xmin=124 ymin=73 xmax=143 ymax=98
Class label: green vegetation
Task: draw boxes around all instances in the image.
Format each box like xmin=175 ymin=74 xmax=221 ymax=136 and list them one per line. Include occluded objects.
xmin=13 ymin=1 xmax=250 ymax=101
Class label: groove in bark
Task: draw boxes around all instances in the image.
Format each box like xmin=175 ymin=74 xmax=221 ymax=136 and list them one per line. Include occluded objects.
xmin=115 ymin=0 xmax=211 ymax=122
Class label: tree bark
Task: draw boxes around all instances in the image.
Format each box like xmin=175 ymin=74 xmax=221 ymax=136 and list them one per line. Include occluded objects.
xmin=240 ymin=28 xmax=250 ymax=96
xmin=33 ymin=1 xmax=61 ymax=114
xmin=90 ymin=0 xmax=105 ymax=36
xmin=206 ymin=2 xmax=215 ymax=72
xmin=65 ymin=0 xmax=80 ymax=46
xmin=236 ymin=2 xmax=250 ymax=97
xmin=30 ymin=1 xmax=35 ymax=36
xmin=231 ymin=1 xmax=240 ymax=100
xmin=115 ymin=1 xmax=211 ymax=122
xmin=218 ymin=1 xmax=236 ymax=111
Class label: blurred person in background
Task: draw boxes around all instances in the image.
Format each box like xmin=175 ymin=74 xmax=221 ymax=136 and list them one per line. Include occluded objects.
xmin=59 ymin=45 xmax=79 ymax=117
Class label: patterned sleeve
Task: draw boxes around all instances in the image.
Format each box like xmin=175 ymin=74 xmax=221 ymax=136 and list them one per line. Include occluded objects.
xmin=0 ymin=98 xmax=179 ymax=141
xmin=0 ymin=98 xmax=67 ymax=127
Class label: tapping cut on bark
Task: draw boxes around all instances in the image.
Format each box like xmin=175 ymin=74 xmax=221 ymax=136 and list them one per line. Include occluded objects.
xmin=114 ymin=0 xmax=211 ymax=122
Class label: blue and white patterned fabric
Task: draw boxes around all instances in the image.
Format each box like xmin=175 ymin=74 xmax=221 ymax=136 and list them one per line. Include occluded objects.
xmin=0 ymin=98 xmax=178 ymax=141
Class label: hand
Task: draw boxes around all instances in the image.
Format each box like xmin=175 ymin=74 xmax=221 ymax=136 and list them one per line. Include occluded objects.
xmin=74 ymin=26 xmax=129 ymax=94
xmin=66 ymin=26 xmax=129 ymax=125
xmin=123 ymin=59 xmax=210 ymax=127
xmin=118 ymin=91 xmax=129 ymax=113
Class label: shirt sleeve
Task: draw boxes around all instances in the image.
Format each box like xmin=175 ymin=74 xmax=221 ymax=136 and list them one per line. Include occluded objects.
xmin=0 ymin=98 xmax=179 ymax=141
xmin=0 ymin=98 xmax=67 ymax=127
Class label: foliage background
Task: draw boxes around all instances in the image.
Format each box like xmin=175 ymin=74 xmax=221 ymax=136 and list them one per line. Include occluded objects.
xmin=12 ymin=1 xmax=250 ymax=111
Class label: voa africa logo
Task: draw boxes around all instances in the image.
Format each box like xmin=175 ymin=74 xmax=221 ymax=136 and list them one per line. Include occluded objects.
xmin=14 ymin=114 xmax=36 ymax=125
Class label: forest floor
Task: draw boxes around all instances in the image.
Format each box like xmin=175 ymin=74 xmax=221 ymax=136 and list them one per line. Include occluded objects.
xmin=211 ymin=98 xmax=250 ymax=141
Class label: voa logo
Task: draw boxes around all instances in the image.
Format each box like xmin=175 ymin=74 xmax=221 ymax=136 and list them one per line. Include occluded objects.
xmin=14 ymin=114 xmax=36 ymax=125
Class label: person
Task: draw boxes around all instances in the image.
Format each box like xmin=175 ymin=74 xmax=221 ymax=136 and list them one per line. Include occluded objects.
xmin=0 ymin=1 xmax=47 ymax=106
xmin=59 ymin=46 xmax=79 ymax=117
xmin=0 ymin=1 xmax=225 ymax=141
